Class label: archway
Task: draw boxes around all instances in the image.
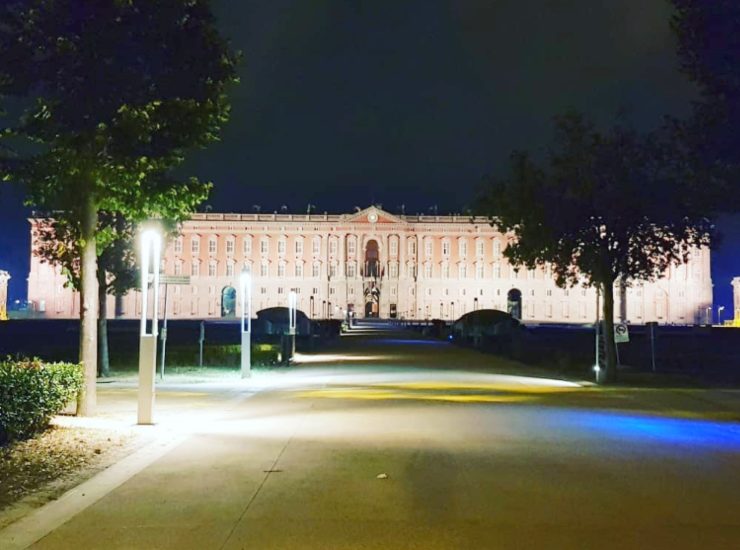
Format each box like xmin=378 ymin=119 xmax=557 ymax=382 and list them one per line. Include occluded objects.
xmin=364 ymin=283 xmax=380 ymax=318
xmin=221 ymin=286 xmax=236 ymax=318
xmin=364 ymin=240 xmax=379 ymax=278
xmin=507 ymin=288 xmax=522 ymax=320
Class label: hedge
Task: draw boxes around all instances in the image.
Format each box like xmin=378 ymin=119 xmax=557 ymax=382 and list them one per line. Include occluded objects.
xmin=0 ymin=358 xmax=83 ymax=444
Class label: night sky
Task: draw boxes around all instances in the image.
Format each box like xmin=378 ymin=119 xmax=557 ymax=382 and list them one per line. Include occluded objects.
xmin=1 ymin=0 xmax=738 ymax=312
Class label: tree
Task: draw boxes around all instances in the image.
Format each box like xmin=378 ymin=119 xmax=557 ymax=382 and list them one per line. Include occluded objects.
xmin=34 ymin=213 xmax=139 ymax=377
xmin=478 ymin=113 xmax=714 ymax=382
xmin=0 ymin=1 xmax=238 ymax=415
xmin=670 ymin=0 xmax=740 ymax=208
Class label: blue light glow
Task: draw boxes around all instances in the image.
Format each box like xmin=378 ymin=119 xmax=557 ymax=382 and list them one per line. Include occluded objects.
xmin=565 ymin=410 xmax=740 ymax=449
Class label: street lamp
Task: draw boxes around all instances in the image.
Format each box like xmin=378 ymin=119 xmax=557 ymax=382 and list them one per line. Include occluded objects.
xmin=706 ymin=306 xmax=712 ymax=325
xmin=138 ymin=228 xmax=161 ymax=425
xmin=718 ymin=305 xmax=725 ymax=325
xmin=288 ymin=291 xmax=297 ymax=361
xmin=240 ymin=271 xmax=252 ymax=378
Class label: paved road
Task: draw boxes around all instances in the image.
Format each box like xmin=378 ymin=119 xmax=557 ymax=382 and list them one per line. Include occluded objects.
xmin=9 ymin=326 xmax=740 ymax=549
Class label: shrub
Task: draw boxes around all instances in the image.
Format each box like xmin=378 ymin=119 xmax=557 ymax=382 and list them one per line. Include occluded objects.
xmin=0 ymin=358 xmax=83 ymax=444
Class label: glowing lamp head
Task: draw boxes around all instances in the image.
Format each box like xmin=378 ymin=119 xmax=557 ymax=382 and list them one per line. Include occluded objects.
xmin=140 ymin=228 xmax=161 ymax=253
xmin=240 ymin=271 xmax=252 ymax=290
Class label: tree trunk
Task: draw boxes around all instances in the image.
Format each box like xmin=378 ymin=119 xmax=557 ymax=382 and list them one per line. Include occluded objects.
xmin=97 ymin=268 xmax=110 ymax=378
xmin=601 ymin=280 xmax=618 ymax=383
xmin=77 ymin=195 xmax=99 ymax=416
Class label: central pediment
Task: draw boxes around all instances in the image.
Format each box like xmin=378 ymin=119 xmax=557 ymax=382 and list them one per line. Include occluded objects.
xmin=342 ymin=206 xmax=406 ymax=224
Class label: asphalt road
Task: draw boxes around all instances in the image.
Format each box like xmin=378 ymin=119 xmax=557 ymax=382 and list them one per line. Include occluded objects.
xmin=12 ymin=325 xmax=740 ymax=549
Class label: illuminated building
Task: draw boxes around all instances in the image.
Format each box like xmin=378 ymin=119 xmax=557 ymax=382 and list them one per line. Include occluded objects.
xmin=28 ymin=206 xmax=713 ymax=323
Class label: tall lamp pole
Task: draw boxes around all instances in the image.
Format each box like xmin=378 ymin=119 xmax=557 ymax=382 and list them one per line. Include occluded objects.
xmin=718 ymin=305 xmax=725 ymax=326
xmin=240 ymin=271 xmax=252 ymax=378
xmin=288 ymin=290 xmax=297 ymax=361
xmin=138 ymin=228 xmax=161 ymax=425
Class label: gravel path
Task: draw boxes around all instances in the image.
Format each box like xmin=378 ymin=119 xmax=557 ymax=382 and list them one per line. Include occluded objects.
xmin=0 ymin=420 xmax=142 ymax=529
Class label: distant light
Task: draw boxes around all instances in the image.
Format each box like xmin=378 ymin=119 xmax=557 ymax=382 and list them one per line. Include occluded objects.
xmin=593 ymin=365 xmax=601 ymax=373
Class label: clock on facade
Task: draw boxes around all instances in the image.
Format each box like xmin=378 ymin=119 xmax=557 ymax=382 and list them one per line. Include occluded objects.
xmin=368 ymin=212 xmax=378 ymax=223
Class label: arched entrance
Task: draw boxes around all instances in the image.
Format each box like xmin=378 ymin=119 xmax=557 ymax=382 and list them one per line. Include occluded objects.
xmin=221 ymin=286 xmax=236 ymax=317
xmin=507 ymin=288 xmax=522 ymax=320
xmin=364 ymin=240 xmax=379 ymax=278
xmin=364 ymin=283 xmax=380 ymax=318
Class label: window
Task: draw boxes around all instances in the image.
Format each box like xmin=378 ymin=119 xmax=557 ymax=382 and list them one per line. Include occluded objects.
xmin=389 ymin=262 xmax=398 ymax=278
xmin=459 ymin=239 xmax=467 ymax=258
xmin=174 ymin=237 xmax=183 ymax=253
xmin=493 ymin=239 xmax=501 ymax=258
xmin=313 ymin=236 xmax=321 ymax=255
xmin=476 ymin=264 xmax=484 ymax=279
xmin=442 ymin=264 xmax=450 ymax=279
xmin=226 ymin=239 xmax=234 ymax=255
xmin=295 ymin=263 xmax=303 ymax=278
xmin=493 ymin=263 xmax=501 ymax=278
xmin=442 ymin=239 xmax=450 ymax=256
xmin=329 ymin=238 xmax=337 ymax=256
xmin=208 ymin=237 xmax=217 ymax=254
xmin=243 ymin=236 xmax=252 ymax=256
xmin=425 ymin=264 xmax=432 ymax=278
xmin=348 ymin=238 xmax=356 ymax=256
xmin=260 ymin=239 xmax=269 ymax=255
xmin=312 ymin=262 xmax=320 ymax=278
xmin=528 ymin=269 xmax=535 ymax=280
xmin=278 ymin=239 xmax=286 ymax=255
xmin=191 ymin=237 xmax=200 ymax=254
xmin=191 ymin=261 xmax=200 ymax=277
xmin=425 ymin=239 xmax=433 ymax=257
xmin=409 ymin=239 xmax=417 ymax=255
xmin=390 ymin=237 xmax=398 ymax=256
xmin=226 ymin=262 xmax=234 ymax=277
xmin=208 ymin=262 xmax=217 ymax=277
xmin=475 ymin=240 xmax=484 ymax=257
xmin=347 ymin=262 xmax=356 ymax=278
xmin=329 ymin=263 xmax=337 ymax=278
xmin=278 ymin=262 xmax=286 ymax=277
xmin=260 ymin=263 xmax=268 ymax=277
xmin=174 ymin=261 xmax=182 ymax=276
xmin=295 ymin=239 xmax=303 ymax=255
xmin=459 ymin=264 xmax=467 ymax=279
xmin=242 ymin=262 xmax=252 ymax=273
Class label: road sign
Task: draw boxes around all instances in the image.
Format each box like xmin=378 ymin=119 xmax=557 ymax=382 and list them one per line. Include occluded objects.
xmin=160 ymin=275 xmax=191 ymax=285
xmin=614 ymin=323 xmax=629 ymax=344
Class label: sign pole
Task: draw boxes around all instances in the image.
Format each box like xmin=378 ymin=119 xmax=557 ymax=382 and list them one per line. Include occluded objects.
xmin=240 ymin=272 xmax=252 ymax=378
xmin=159 ymin=283 xmax=168 ymax=380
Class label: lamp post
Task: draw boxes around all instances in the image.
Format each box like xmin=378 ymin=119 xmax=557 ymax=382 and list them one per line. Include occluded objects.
xmin=240 ymin=271 xmax=252 ymax=378
xmin=288 ymin=290 xmax=297 ymax=361
xmin=706 ymin=306 xmax=712 ymax=325
xmin=718 ymin=305 xmax=725 ymax=326
xmin=138 ymin=228 xmax=161 ymax=425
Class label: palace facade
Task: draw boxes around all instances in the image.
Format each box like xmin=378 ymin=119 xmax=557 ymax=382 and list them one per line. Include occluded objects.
xmin=27 ymin=206 xmax=713 ymax=324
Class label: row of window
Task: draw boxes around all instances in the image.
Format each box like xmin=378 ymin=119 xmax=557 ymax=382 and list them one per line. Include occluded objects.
xmin=173 ymin=234 xmax=509 ymax=260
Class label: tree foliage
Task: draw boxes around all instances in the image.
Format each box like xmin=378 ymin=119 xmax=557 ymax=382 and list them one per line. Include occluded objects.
xmin=670 ymin=0 xmax=740 ymax=210
xmin=0 ymin=1 xmax=239 ymax=414
xmin=478 ymin=113 xmax=714 ymax=381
